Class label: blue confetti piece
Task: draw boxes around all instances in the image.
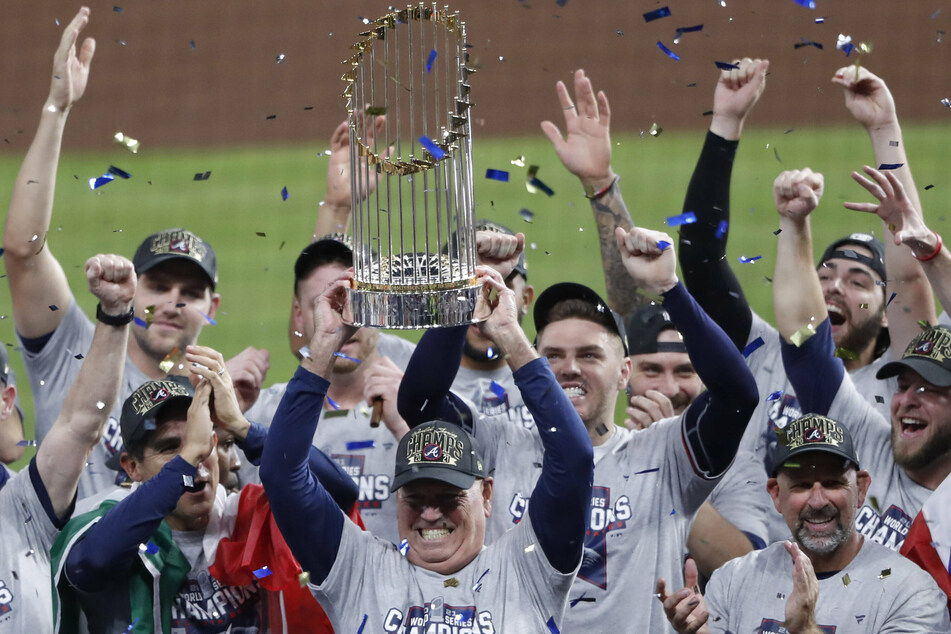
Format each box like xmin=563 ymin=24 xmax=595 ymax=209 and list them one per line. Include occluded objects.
xmin=0 ymin=247 xmax=4 ymax=257
xmin=742 ymin=337 xmax=765 ymax=358
xmin=281 ymin=186 xmax=289 ymax=201
xmin=815 ymin=17 xmax=825 ymax=23
xmin=346 ymin=440 xmax=375 ymax=450
xmin=485 ymin=168 xmax=510 ymax=182
xmin=715 ymin=61 xmax=740 ymax=70
xmin=357 ymin=614 xmax=368 ymax=634
xmin=886 ymin=292 xmax=897 ymax=306
xmin=334 ymin=351 xmax=361 ymax=363
xmin=89 ymin=173 xmax=115 ymax=190
xmin=657 ymin=41 xmax=680 ymax=61
xmin=419 ymin=136 xmax=446 ymax=159
xmin=635 ymin=468 xmax=659 ymax=474
xmin=399 ymin=539 xmax=410 ymax=556
xmin=738 ymin=255 xmax=762 ymax=263
xmin=133 ymin=316 xmax=148 ymax=328
xmin=326 ymin=396 xmax=341 ymax=410
xmin=766 ymin=390 xmax=784 ymax=401
xmin=793 ymin=0 xmax=816 ymax=8
xmin=108 ymin=165 xmax=132 ymax=179
xmin=138 ymin=541 xmax=159 ymax=555
xmin=519 ymin=208 xmax=535 ymax=223
xmin=666 ymin=211 xmax=697 ymax=227
xmin=840 ymin=42 xmax=854 ymax=56
xmin=716 ymin=219 xmax=728 ymax=238
xmin=193 ymin=171 xmax=212 ymax=181
xmin=189 ymin=39 xmax=196 ymax=49
xmin=556 ymin=0 xmax=568 ymax=6
xmin=643 ymin=6 xmax=671 ymax=22
xmin=878 ymin=163 xmax=904 ymax=170
xmin=125 ymin=617 xmax=139 ymax=633
xmin=529 ymin=177 xmax=555 ymax=196
xmin=197 ymin=311 xmax=216 ymax=325
xmin=794 ymin=39 xmax=824 ymax=50
xmin=676 ymin=24 xmax=703 ymax=33
xmin=426 ymin=48 xmax=437 ymax=73
xmin=669 ymin=508 xmax=677 ymax=515
xmin=114 ymin=6 xmax=124 ymax=13
xmin=489 ymin=380 xmax=507 ymax=400
xmin=657 ymin=240 xmax=671 ymax=251
xmin=252 ymin=566 xmax=273 ymax=579
xmin=16 ymin=440 xmax=36 ymax=447
xmin=547 ymin=617 xmax=560 ymax=634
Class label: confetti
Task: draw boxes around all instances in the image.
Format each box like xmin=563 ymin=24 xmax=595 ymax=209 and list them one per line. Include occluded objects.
xmin=742 ymin=337 xmax=765 ymax=358
xmin=114 ymin=6 xmax=124 ymax=12
xmin=649 ymin=122 xmax=663 ymax=137
xmin=419 ymin=136 xmax=445 ymax=159
xmin=519 ymin=208 xmax=535 ymax=223
xmin=886 ymin=292 xmax=897 ymax=306
xmin=89 ymin=172 xmax=115 ymax=190
xmin=792 ymin=0 xmax=816 ymax=8
xmin=298 ymin=571 xmax=311 ymax=587
xmin=198 ymin=310 xmax=216 ymax=325
xmin=444 ymin=577 xmax=459 ymax=588
xmin=133 ymin=316 xmax=148 ymax=328
xmin=326 ymin=396 xmax=341 ymax=410
xmin=547 ymin=617 xmax=561 ymax=634
xmin=716 ymin=220 xmax=728 ymax=239
xmin=193 ymin=171 xmax=211 ymax=181
xmin=281 ymin=186 xmax=289 ymax=201
xmin=190 ymin=40 xmax=196 ymax=49
xmin=738 ymin=255 xmax=762 ymax=263
xmin=253 ymin=566 xmax=273 ymax=579
xmin=766 ymin=390 xmax=784 ymax=401
xmin=837 ymin=34 xmax=854 ymax=56
xmin=16 ymin=440 xmax=36 ymax=447
xmin=842 ymin=573 xmax=851 ymax=586
xmin=794 ymin=39 xmax=823 ymax=50
xmin=182 ymin=474 xmax=194 ymax=488
xmin=346 ymin=440 xmax=375 ymax=450
xmin=49 ymin=304 xmax=59 ymax=311
xmin=426 ymin=48 xmax=437 ymax=73
xmin=138 ymin=541 xmax=159 ymax=555
xmin=657 ymin=41 xmax=680 ymax=61
xmin=715 ymin=61 xmax=739 ymax=70
xmin=485 ymin=169 xmax=509 ymax=182
xmin=878 ymin=163 xmax=903 ymax=170
xmin=643 ymin=6 xmax=671 ymax=22
xmin=634 ymin=468 xmax=659 ymax=474
xmin=875 ymin=395 xmax=884 ymax=404
xmin=357 ymin=614 xmax=368 ymax=634
xmin=790 ymin=323 xmax=816 ymax=346
xmin=666 ymin=211 xmax=697 ymax=227
xmin=333 ymin=351 xmax=361 ymax=363
xmin=276 ymin=54 xmax=286 ymax=64
xmin=524 ymin=543 xmax=536 ymax=553
xmin=877 ymin=568 xmax=891 ymax=579
xmin=773 ymin=228 xmax=783 ymax=236
xmin=399 ymin=539 xmax=410 ymax=556
xmin=673 ymin=24 xmax=703 ymax=44
xmin=657 ymin=240 xmax=671 ymax=251
xmin=835 ymin=347 xmax=859 ymax=360
xmin=125 ymin=618 xmax=139 ymax=633
xmin=815 ymin=17 xmax=825 ymax=23
xmin=113 ymin=131 xmax=140 ymax=153
xmin=108 ymin=165 xmax=132 ymax=179
xmin=489 ymin=380 xmax=506 ymax=400
xmin=528 ymin=178 xmax=555 ymax=197
xmin=365 ymin=105 xmax=387 ymax=116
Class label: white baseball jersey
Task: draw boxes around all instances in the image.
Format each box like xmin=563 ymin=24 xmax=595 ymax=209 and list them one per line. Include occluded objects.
xmin=311 ymin=509 xmax=574 ymax=633
xmin=706 ymin=539 xmax=951 ymax=632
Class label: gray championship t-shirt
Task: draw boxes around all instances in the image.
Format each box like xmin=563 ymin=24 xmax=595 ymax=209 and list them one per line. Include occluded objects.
xmin=705 ymin=539 xmax=951 ymax=633
xmin=0 ymin=461 xmax=63 ymax=632
xmin=451 ymin=365 xmax=536 ymax=431
xmin=563 ymin=421 xmax=717 ymax=633
xmin=311 ymin=509 xmax=575 ymax=633
xmin=241 ymin=333 xmax=415 ymax=544
xmin=741 ymin=312 xmax=896 ymax=542
xmin=701 ymin=448 xmax=771 ymax=546
xmin=19 ymin=299 xmax=149 ymax=501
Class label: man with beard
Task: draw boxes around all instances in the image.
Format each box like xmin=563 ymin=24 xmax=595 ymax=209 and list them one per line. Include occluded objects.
xmin=658 ymin=414 xmax=950 ymax=633
xmin=2 ymin=8 xmax=269 ymax=501
xmin=770 ymin=167 xmax=947 ymax=554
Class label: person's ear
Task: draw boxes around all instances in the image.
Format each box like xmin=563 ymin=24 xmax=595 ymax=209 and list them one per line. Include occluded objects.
xmin=120 ymin=452 xmax=144 ymax=482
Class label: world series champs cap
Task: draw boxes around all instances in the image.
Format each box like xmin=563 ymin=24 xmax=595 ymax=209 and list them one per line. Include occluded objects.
xmin=770 ymin=413 xmax=860 ymax=476
xmin=133 ymin=228 xmax=218 ymax=290
xmin=876 ymin=325 xmax=951 ymax=387
xmin=105 ymin=375 xmax=194 ymax=470
xmin=391 ymin=420 xmax=486 ymax=492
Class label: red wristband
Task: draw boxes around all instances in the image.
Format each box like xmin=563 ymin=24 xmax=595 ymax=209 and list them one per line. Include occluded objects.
xmin=914 ymin=232 xmax=943 ymax=262
xmin=584 ymin=176 xmax=619 ymax=201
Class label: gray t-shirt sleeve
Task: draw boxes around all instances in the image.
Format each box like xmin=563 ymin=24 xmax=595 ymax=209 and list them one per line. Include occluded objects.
xmin=703 ymin=556 xmax=738 ymax=634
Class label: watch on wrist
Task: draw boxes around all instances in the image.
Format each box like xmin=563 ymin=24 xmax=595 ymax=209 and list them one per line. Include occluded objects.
xmin=96 ymin=302 xmax=135 ymax=327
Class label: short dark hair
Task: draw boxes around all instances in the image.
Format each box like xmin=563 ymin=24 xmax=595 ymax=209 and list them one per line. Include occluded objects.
xmin=293 ymin=240 xmax=353 ymax=297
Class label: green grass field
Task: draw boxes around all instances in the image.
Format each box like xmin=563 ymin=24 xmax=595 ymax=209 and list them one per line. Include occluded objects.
xmin=3 ymin=123 xmax=950 ymax=471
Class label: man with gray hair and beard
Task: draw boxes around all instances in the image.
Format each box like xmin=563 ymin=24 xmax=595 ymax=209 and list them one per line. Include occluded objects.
xmin=659 ymin=413 xmax=950 ymax=633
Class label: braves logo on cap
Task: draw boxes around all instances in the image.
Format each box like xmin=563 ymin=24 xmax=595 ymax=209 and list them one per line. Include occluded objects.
xmin=423 ymin=443 xmax=443 ymax=461
xmin=914 ymin=339 xmax=934 ymax=355
xmin=804 ymin=427 xmax=824 ymax=443
xmin=150 ymin=387 xmax=170 ymax=402
xmin=170 ymin=237 xmax=190 ymax=254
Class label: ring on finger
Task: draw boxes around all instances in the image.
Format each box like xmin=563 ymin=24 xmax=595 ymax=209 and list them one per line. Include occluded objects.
xmin=216 ymin=366 xmax=225 ymax=376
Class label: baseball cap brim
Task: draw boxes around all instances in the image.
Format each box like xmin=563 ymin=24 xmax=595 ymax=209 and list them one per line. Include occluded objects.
xmin=533 ymin=282 xmax=628 ymax=355
xmin=876 ymin=357 xmax=951 ymax=388
xmin=771 ymin=445 xmax=860 ymax=477
xmin=107 ymin=392 xmax=193 ymax=472
xmin=391 ymin=466 xmax=477 ymax=493
xmin=137 ymin=254 xmax=217 ymax=289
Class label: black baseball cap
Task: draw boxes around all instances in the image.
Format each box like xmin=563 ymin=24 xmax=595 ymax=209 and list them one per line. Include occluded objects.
xmin=133 ymin=228 xmax=218 ymax=290
xmin=818 ymin=233 xmax=886 ymax=284
xmin=876 ymin=325 xmax=951 ymax=387
xmin=294 ymin=236 xmax=355 ymax=290
xmin=625 ymin=303 xmax=685 ymax=356
xmin=533 ymin=282 xmax=629 ymax=355
xmin=105 ymin=376 xmax=194 ymax=470
xmin=474 ymin=219 xmax=528 ymax=280
xmin=391 ymin=420 xmax=486 ymax=492
xmin=770 ymin=413 xmax=860 ymax=476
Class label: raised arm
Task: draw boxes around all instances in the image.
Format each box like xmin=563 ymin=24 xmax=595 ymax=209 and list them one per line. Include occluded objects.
xmin=678 ymin=58 xmax=768 ymax=349
xmin=312 ymin=116 xmax=386 ymax=239
xmin=540 ymin=69 xmax=638 ymax=317
xmin=834 ymin=66 xmax=937 ymax=351
xmin=617 ymin=227 xmax=758 ymax=477
xmin=260 ymin=274 xmax=357 ymax=584
xmin=37 ymin=254 xmax=133 ymax=519
xmin=3 ymin=7 xmax=95 ymax=338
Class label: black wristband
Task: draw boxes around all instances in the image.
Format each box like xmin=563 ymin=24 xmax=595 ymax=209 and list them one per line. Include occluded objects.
xmin=96 ymin=302 xmax=135 ymax=327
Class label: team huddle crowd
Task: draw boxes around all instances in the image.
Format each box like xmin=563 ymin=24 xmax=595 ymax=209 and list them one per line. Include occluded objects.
xmin=3 ymin=7 xmax=951 ymax=633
